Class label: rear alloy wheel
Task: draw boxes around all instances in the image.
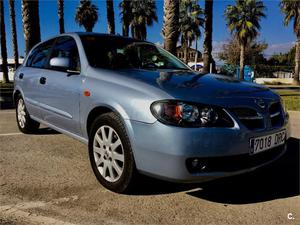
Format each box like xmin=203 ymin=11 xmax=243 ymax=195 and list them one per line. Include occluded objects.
xmin=16 ymin=96 xmax=40 ymax=133
xmin=89 ymin=113 xmax=137 ymax=193
xmin=17 ymin=98 xmax=26 ymax=129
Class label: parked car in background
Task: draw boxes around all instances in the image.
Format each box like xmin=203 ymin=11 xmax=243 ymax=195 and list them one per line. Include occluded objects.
xmin=190 ymin=64 xmax=203 ymax=72
xmin=14 ymin=33 xmax=290 ymax=193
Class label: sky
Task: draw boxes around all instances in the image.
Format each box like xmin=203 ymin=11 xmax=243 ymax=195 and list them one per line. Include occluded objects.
xmin=1 ymin=0 xmax=296 ymax=59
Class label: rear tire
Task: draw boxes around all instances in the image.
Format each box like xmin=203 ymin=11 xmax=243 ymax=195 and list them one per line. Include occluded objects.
xmin=88 ymin=112 xmax=137 ymax=193
xmin=15 ymin=95 xmax=40 ymax=134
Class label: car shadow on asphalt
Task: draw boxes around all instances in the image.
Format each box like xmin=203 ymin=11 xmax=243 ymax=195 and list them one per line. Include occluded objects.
xmin=131 ymin=138 xmax=299 ymax=204
xmin=129 ymin=176 xmax=198 ymax=196
xmin=33 ymin=127 xmax=60 ymax=135
xmin=187 ymin=137 xmax=300 ymax=204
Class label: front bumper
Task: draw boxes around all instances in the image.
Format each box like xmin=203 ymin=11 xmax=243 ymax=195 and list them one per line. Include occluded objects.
xmin=127 ymin=119 xmax=290 ymax=183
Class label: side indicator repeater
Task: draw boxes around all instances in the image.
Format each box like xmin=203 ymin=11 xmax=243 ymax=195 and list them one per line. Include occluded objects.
xmin=83 ymin=90 xmax=91 ymax=97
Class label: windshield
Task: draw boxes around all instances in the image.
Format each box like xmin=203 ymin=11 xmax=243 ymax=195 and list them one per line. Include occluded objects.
xmin=80 ymin=35 xmax=190 ymax=71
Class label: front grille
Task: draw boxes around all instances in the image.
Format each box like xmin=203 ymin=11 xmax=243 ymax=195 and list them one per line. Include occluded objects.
xmin=269 ymin=102 xmax=284 ymax=127
xmin=230 ymin=101 xmax=285 ymax=131
xmin=186 ymin=145 xmax=285 ymax=174
xmin=231 ymin=108 xmax=264 ymax=130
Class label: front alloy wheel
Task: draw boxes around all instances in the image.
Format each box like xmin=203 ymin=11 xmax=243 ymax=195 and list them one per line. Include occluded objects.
xmin=93 ymin=125 xmax=125 ymax=182
xmin=89 ymin=112 xmax=137 ymax=193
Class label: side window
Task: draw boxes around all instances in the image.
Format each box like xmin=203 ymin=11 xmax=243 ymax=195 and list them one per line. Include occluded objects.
xmin=50 ymin=36 xmax=80 ymax=72
xmin=26 ymin=39 xmax=55 ymax=68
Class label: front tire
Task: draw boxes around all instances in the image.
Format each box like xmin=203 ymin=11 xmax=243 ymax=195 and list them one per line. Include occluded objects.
xmin=88 ymin=112 xmax=137 ymax=193
xmin=15 ymin=95 xmax=40 ymax=133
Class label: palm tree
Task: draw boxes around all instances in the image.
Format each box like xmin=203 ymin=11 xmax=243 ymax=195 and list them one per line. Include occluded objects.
xmin=75 ymin=0 xmax=98 ymax=32
xmin=280 ymin=0 xmax=300 ymax=85
xmin=57 ymin=0 xmax=65 ymax=34
xmin=225 ymin=0 xmax=266 ymax=80
xmin=119 ymin=0 xmax=131 ymax=36
xmin=179 ymin=0 xmax=204 ymax=64
xmin=0 ymin=0 xmax=9 ymax=83
xmin=21 ymin=0 xmax=41 ymax=54
xmin=9 ymin=0 xmax=19 ymax=70
xmin=202 ymin=0 xmax=214 ymax=73
xmin=162 ymin=0 xmax=180 ymax=55
xmin=130 ymin=0 xmax=158 ymax=40
xmin=106 ymin=0 xmax=115 ymax=34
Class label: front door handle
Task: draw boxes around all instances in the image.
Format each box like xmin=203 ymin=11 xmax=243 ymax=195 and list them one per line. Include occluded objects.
xmin=19 ymin=73 xmax=24 ymax=79
xmin=39 ymin=77 xmax=46 ymax=85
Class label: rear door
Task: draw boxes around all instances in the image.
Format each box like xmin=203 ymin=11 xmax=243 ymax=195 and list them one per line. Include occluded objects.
xmin=18 ymin=39 xmax=56 ymax=119
xmin=37 ymin=36 xmax=83 ymax=135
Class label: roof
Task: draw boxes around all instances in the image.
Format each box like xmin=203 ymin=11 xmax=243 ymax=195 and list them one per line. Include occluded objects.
xmin=75 ymin=32 xmax=147 ymax=43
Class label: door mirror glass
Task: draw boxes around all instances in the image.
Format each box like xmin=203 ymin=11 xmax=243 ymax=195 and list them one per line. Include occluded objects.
xmin=49 ymin=57 xmax=70 ymax=69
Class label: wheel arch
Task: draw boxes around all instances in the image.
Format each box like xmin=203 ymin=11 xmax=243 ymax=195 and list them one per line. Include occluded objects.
xmin=13 ymin=89 xmax=22 ymax=105
xmin=86 ymin=105 xmax=130 ymax=137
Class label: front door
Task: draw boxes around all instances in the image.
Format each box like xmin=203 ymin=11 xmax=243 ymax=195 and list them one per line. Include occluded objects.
xmin=38 ymin=36 xmax=83 ymax=136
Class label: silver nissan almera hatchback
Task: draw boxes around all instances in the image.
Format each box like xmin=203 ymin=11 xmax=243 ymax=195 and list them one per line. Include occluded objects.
xmin=14 ymin=33 xmax=290 ymax=193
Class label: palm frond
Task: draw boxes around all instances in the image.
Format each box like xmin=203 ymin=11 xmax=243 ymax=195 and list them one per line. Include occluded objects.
xmin=224 ymin=0 xmax=266 ymax=44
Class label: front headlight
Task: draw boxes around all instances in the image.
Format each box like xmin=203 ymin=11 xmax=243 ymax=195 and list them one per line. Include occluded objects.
xmin=150 ymin=100 xmax=234 ymax=127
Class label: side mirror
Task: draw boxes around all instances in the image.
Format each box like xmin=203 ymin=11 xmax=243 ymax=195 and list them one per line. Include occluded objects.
xmin=49 ymin=57 xmax=70 ymax=69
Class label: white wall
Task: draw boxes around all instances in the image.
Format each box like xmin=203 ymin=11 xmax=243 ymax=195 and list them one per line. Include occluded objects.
xmin=255 ymin=78 xmax=294 ymax=85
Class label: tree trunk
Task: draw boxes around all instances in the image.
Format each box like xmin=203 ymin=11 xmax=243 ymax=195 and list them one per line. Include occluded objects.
xmin=106 ymin=0 xmax=115 ymax=34
xmin=141 ymin=23 xmax=147 ymax=40
xmin=9 ymin=0 xmax=19 ymax=70
xmin=122 ymin=23 xmax=129 ymax=37
xmin=131 ymin=25 xmax=136 ymax=39
xmin=22 ymin=0 xmax=41 ymax=54
xmin=162 ymin=0 xmax=179 ymax=55
xmin=57 ymin=0 xmax=65 ymax=34
xmin=0 ymin=0 xmax=9 ymax=83
xmin=121 ymin=0 xmax=130 ymax=37
xmin=293 ymin=37 xmax=300 ymax=85
xmin=131 ymin=24 xmax=135 ymax=38
xmin=194 ymin=38 xmax=198 ymax=70
xmin=85 ymin=25 xmax=93 ymax=32
xmin=184 ymin=39 xmax=189 ymax=64
xmin=132 ymin=24 xmax=145 ymax=40
xmin=240 ymin=43 xmax=245 ymax=80
xmin=202 ymin=0 xmax=214 ymax=73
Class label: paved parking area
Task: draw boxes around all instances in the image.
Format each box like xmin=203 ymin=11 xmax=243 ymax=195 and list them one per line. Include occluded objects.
xmin=0 ymin=109 xmax=299 ymax=225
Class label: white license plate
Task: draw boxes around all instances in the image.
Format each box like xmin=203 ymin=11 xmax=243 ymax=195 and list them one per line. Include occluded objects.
xmin=250 ymin=130 xmax=286 ymax=155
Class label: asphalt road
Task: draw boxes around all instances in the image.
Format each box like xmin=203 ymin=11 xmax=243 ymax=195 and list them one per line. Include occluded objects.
xmin=0 ymin=109 xmax=299 ymax=225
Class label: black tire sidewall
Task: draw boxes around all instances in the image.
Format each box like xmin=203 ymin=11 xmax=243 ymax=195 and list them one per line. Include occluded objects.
xmin=88 ymin=113 xmax=136 ymax=193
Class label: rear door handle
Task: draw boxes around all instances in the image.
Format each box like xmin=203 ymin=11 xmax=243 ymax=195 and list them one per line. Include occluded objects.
xmin=39 ymin=77 xmax=46 ymax=85
xmin=19 ymin=73 xmax=24 ymax=79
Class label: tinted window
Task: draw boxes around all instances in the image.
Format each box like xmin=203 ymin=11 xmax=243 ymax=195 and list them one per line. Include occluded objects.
xmin=50 ymin=36 xmax=80 ymax=71
xmin=80 ymin=35 xmax=189 ymax=71
xmin=26 ymin=39 xmax=55 ymax=68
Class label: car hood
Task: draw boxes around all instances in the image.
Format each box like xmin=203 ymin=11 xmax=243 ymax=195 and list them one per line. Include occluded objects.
xmin=115 ymin=69 xmax=279 ymax=105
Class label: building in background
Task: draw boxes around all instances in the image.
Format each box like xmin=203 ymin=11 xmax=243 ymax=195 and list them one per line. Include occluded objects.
xmin=0 ymin=58 xmax=24 ymax=81
xmin=273 ymin=71 xmax=293 ymax=79
xmin=176 ymin=46 xmax=202 ymax=63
